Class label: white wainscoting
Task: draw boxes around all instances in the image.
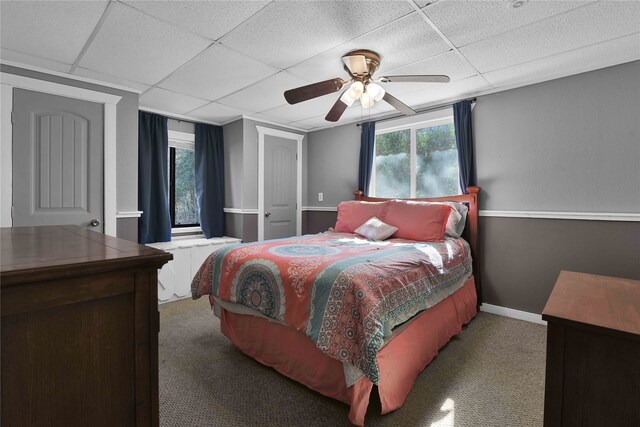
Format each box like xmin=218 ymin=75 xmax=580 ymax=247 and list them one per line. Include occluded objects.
xmin=147 ymin=237 xmax=240 ymax=303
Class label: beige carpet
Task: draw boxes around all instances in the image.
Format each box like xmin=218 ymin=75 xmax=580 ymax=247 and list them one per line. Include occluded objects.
xmin=159 ymin=298 xmax=546 ymax=426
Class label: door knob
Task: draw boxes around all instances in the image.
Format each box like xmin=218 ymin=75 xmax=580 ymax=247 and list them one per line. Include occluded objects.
xmin=265 ymin=212 xmax=271 ymax=217
xmin=89 ymin=219 xmax=101 ymax=227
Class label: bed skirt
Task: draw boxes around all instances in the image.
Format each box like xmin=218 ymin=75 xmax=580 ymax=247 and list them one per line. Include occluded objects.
xmin=217 ymin=275 xmax=477 ymax=426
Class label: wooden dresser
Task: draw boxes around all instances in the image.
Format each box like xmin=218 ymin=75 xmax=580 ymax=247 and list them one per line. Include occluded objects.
xmin=1 ymin=226 xmax=172 ymax=427
xmin=542 ymin=271 xmax=640 ymax=427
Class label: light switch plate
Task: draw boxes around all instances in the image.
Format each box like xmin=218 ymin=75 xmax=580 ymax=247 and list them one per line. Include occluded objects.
xmin=318 ymin=192 xmax=324 ymax=202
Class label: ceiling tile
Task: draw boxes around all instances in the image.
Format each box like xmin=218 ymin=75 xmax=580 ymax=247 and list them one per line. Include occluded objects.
xmin=341 ymin=102 xmax=396 ymax=121
xmin=159 ymin=44 xmax=279 ymax=101
xmin=258 ymin=94 xmax=341 ymax=123
xmin=73 ymin=67 xmax=151 ymax=92
xmin=287 ymin=115 xmax=326 ymax=129
xmin=425 ymin=1 xmax=594 ymax=48
xmin=414 ymin=0 xmax=438 ymax=8
xmin=483 ymin=33 xmax=640 ymax=87
xmin=291 ymin=102 xmax=395 ymax=129
xmin=220 ymin=1 xmax=414 ymax=69
xmin=0 ymin=49 xmax=71 ymax=73
xmin=217 ymin=71 xmax=310 ymax=113
xmin=139 ymin=88 xmax=210 ymax=114
xmin=460 ymin=2 xmax=640 ymax=73
xmin=79 ymin=2 xmax=211 ymax=85
xmin=0 ymin=1 xmax=108 ymax=64
xmin=187 ymin=102 xmax=246 ymax=124
xmin=381 ymin=51 xmax=478 ymax=94
xmin=122 ymin=1 xmax=269 ymax=41
xmin=287 ymin=12 xmax=449 ymax=83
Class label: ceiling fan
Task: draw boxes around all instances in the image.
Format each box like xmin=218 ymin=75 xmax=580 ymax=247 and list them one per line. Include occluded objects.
xmin=284 ymin=49 xmax=450 ymax=122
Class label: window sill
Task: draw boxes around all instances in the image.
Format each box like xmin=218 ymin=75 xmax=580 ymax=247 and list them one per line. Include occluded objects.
xmin=171 ymin=226 xmax=202 ymax=235
xmin=147 ymin=236 xmax=241 ymax=250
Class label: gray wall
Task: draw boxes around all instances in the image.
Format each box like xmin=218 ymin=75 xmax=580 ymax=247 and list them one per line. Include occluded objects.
xmin=306 ymin=123 xmax=361 ymax=207
xmin=2 ymin=64 xmax=140 ymax=241
xmin=303 ymin=211 xmax=337 ymax=235
xmin=474 ymin=61 xmax=640 ymax=213
xmin=223 ymin=119 xmax=244 ymax=209
xmin=481 ymin=217 xmax=640 ymax=313
xmin=472 ymin=61 xmax=640 ymax=313
xmin=220 ymin=118 xmax=307 ymax=242
xmin=167 ymin=118 xmax=195 ymax=133
xmin=304 ymin=60 xmax=640 ymax=314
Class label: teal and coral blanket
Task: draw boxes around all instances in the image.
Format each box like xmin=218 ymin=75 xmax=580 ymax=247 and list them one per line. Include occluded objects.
xmin=192 ymin=232 xmax=472 ymax=384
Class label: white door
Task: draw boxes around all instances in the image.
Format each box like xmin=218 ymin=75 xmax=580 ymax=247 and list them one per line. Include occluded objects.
xmin=12 ymin=88 xmax=104 ymax=231
xmin=263 ymin=135 xmax=297 ymax=240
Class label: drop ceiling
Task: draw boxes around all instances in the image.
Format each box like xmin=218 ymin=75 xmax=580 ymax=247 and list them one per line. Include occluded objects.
xmin=1 ymin=0 xmax=638 ymax=131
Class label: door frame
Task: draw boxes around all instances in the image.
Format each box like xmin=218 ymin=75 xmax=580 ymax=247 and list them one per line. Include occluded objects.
xmin=256 ymin=125 xmax=303 ymax=242
xmin=1 ymin=72 xmax=121 ymax=235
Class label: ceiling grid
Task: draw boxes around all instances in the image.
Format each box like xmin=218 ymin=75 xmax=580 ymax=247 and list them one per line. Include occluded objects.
xmin=0 ymin=0 xmax=637 ymax=130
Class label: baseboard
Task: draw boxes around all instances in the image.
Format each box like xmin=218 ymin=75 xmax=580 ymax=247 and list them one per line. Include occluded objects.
xmin=480 ymin=303 xmax=547 ymax=325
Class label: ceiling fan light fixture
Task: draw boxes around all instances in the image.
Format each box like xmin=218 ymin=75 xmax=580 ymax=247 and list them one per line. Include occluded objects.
xmin=360 ymin=92 xmax=374 ymax=108
xmin=367 ymin=83 xmax=385 ymax=102
xmin=347 ymin=81 xmax=364 ymax=100
xmin=340 ymin=91 xmax=356 ymax=107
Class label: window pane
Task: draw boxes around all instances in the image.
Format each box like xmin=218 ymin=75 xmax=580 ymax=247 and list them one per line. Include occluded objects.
xmin=416 ymin=124 xmax=460 ymax=197
xmin=174 ymin=147 xmax=199 ymax=225
xmin=374 ymin=129 xmax=411 ymax=198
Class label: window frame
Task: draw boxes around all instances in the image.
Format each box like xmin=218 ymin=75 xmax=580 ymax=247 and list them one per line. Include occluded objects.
xmin=167 ymin=130 xmax=200 ymax=231
xmin=370 ymin=115 xmax=460 ymax=198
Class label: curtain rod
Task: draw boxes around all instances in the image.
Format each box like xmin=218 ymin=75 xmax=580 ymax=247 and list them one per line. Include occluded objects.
xmin=355 ymin=97 xmax=476 ymax=127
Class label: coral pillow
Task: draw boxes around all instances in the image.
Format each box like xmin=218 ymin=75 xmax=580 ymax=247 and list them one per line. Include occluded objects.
xmin=355 ymin=217 xmax=398 ymax=241
xmin=334 ymin=201 xmax=388 ymax=233
xmin=384 ymin=200 xmax=452 ymax=242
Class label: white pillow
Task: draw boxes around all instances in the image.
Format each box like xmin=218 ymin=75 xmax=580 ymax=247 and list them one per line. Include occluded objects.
xmin=355 ymin=217 xmax=398 ymax=241
xmin=441 ymin=202 xmax=468 ymax=238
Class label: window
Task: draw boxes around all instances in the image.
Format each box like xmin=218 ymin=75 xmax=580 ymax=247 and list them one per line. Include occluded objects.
xmin=371 ymin=117 xmax=460 ymax=198
xmin=168 ymin=131 xmax=199 ymax=228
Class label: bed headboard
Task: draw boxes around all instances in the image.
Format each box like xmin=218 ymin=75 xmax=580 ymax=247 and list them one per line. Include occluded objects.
xmin=353 ymin=186 xmax=481 ymax=304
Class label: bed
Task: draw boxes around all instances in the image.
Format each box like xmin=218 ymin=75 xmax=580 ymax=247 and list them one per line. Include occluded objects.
xmin=191 ymin=187 xmax=481 ymax=425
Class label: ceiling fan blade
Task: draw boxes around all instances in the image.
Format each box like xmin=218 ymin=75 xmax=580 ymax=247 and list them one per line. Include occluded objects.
xmin=379 ymin=75 xmax=450 ymax=83
xmin=284 ymin=78 xmax=345 ymax=104
xmin=342 ymin=55 xmax=369 ymax=76
xmin=325 ymin=93 xmax=349 ymax=122
xmin=383 ymin=92 xmax=416 ymax=116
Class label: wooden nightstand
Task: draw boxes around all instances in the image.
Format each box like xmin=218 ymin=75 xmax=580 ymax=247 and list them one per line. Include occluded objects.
xmin=542 ymin=271 xmax=640 ymax=427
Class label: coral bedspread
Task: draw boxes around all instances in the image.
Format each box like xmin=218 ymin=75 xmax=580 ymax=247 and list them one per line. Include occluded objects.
xmin=191 ymin=232 xmax=472 ymax=385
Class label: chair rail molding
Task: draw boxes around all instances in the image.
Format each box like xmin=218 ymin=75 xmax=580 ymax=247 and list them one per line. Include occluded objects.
xmin=479 ymin=210 xmax=640 ymax=222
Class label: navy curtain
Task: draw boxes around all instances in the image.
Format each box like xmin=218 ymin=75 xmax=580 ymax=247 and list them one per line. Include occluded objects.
xmin=358 ymin=121 xmax=376 ymax=196
xmin=453 ymin=100 xmax=476 ymax=194
xmin=138 ymin=111 xmax=171 ymax=244
xmin=195 ymin=123 xmax=225 ymax=238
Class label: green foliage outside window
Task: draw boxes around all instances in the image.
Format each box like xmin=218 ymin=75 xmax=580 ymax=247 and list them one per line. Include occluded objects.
xmin=373 ymin=123 xmax=459 ymax=198
xmin=416 ymin=124 xmax=459 ymax=197
xmin=173 ymin=148 xmax=199 ymax=225
xmin=374 ymin=129 xmax=410 ymax=197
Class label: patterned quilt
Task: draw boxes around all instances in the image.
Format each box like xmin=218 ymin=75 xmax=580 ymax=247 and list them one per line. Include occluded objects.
xmin=191 ymin=232 xmax=472 ymax=385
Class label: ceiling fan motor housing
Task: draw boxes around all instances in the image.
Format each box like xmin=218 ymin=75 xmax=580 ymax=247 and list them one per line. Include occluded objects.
xmin=342 ymin=49 xmax=381 ymax=78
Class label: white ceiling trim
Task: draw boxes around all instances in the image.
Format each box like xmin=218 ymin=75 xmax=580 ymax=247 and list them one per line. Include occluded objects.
xmin=0 ymin=59 xmax=143 ymax=94
xmin=139 ymin=106 xmax=222 ymax=126
xmin=237 ymin=114 xmax=307 ymax=133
